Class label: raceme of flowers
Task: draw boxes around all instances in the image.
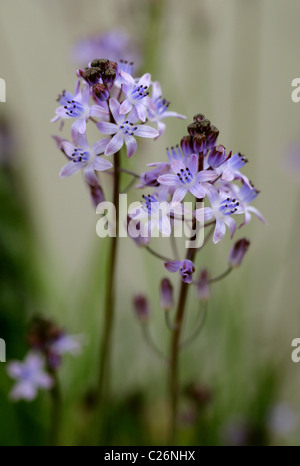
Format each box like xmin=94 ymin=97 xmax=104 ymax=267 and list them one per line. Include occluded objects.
xmin=51 ymin=57 xmax=265 ymax=287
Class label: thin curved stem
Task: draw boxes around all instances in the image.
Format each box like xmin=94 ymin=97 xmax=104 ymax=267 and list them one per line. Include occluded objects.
xmin=170 ymin=234 xmax=180 ymax=260
xmin=165 ymin=311 xmax=176 ymax=331
xmin=141 ymin=324 xmax=167 ymax=363
xmin=209 ymin=266 xmax=233 ymax=284
xmin=122 ymin=176 xmax=137 ymax=193
xmin=180 ymin=303 xmax=207 ymax=349
xmin=145 ymin=245 xmax=173 ymax=262
xmin=119 ymin=167 xmax=141 ymax=179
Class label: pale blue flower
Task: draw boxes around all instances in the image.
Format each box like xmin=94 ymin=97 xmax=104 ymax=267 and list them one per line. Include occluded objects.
xmin=97 ymin=98 xmax=159 ymax=157
xmin=7 ymin=352 xmax=53 ymax=401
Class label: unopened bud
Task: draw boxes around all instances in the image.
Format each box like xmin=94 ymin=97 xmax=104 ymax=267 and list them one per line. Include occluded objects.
xmin=92 ymin=83 xmax=109 ymax=101
xmin=207 ymin=145 xmax=229 ymax=168
xmin=193 ymin=113 xmax=205 ymax=123
xmin=102 ymin=66 xmax=117 ymax=84
xmin=180 ymin=135 xmax=194 ymax=156
xmin=206 ymin=126 xmax=219 ymax=150
xmin=196 ymin=269 xmax=211 ymax=301
xmin=82 ymin=67 xmax=101 ymax=84
xmin=228 ymin=238 xmax=250 ymax=267
xmin=160 ymin=278 xmax=174 ymax=310
xmin=91 ymin=58 xmax=109 ymax=71
xmin=133 ymin=295 xmax=151 ymax=322
xmin=193 ymin=133 xmax=206 ymax=154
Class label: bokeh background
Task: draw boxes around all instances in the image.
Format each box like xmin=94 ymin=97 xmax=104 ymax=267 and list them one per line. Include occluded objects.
xmin=0 ymin=0 xmax=300 ymax=446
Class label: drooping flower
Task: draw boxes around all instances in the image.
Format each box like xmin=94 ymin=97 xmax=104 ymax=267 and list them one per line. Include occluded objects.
xmin=97 ymin=98 xmax=159 ymax=157
xmin=147 ymin=81 xmax=186 ymax=138
xmin=51 ymin=82 xmax=109 ymax=134
xmin=133 ymin=295 xmax=151 ymax=322
xmin=158 ymin=153 xmax=217 ymax=202
xmin=7 ymin=352 xmax=53 ymax=401
xmin=164 ymin=260 xmax=196 ymax=284
xmin=228 ymin=238 xmax=250 ymax=267
xmin=160 ymin=278 xmax=174 ymax=310
xmin=52 ymin=132 xmax=112 ymax=186
xmin=196 ymin=269 xmax=211 ymax=301
xmin=194 ymin=185 xmax=240 ymax=243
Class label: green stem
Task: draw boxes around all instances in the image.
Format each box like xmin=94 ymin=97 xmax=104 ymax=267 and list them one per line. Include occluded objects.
xmin=209 ymin=267 xmax=232 ymax=284
xmin=97 ymin=151 xmax=121 ymax=409
xmin=168 ymin=156 xmax=204 ymax=445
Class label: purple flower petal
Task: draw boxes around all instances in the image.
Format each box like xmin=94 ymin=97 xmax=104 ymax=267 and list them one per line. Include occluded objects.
xmin=72 ymin=118 xmax=86 ymax=135
xmin=224 ymin=216 xmax=236 ymax=238
xmin=139 ymin=73 xmax=151 ymax=87
xmin=90 ymin=104 xmax=109 ymax=119
xmin=164 ymin=261 xmax=181 ymax=273
xmin=187 ymin=154 xmax=198 ymax=175
xmin=172 ymin=186 xmax=188 ymax=202
xmin=93 ymin=156 xmax=113 ymax=171
xmin=157 ymin=121 xmax=166 ymax=138
xmin=84 ymin=164 xmax=99 ymax=186
xmin=135 ymin=102 xmax=147 ymax=122
xmin=157 ymin=174 xmax=179 ymax=186
xmin=134 ymin=124 xmax=159 ymax=139
xmin=105 ymin=132 xmax=124 ymax=155
xmin=97 ymin=121 xmax=118 ymax=135
xmin=213 ymin=219 xmax=226 ymax=244
xmin=119 ymin=99 xmax=133 ymax=115
xmin=59 ymin=161 xmax=83 ymax=178
xmin=93 ymin=137 xmax=111 ymax=155
xmin=124 ymin=135 xmax=137 ymax=158
xmin=189 ymin=183 xmax=206 ymax=199
xmin=197 ymin=170 xmax=217 ymax=182
xmin=247 ymin=206 xmax=267 ymax=224
xmin=109 ymin=98 xmax=123 ymax=125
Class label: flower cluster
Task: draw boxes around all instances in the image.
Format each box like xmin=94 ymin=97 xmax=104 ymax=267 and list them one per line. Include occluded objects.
xmin=132 ymin=114 xmax=265 ymax=284
xmin=52 ymin=58 xmax=185 ymax=205
xmin=7 ymin=317 xmax=82 ymax=401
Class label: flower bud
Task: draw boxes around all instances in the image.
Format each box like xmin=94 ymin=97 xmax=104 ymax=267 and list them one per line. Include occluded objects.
xmin=228 ymin=238 xmax=250 ymax=267
xmin=196 ymin=269 xmax=211 ymax=301
xmin=180 ymin=135 xmax=194 ymax=156
xmin=102 ymin=65 xmax=117 ymax=84
xmin=206 ymin=126 xmax=219 ymax=150
xmin=193 ymin=133 xmax=207 ymax=154
xmin=193 ymin=113 xmax=205 ymax=123
xmin=160 ymin=278 xmax=174 ymax=310
xmin=207 ymin=145 xmax=229 ymax=168
xmin=92 ymin=83 xmax=109 ymax=101
xmin=90 ymin=58 xmax=109 ymax=71
xmin=133 ymin=295 xmax=151 ymax=322
xmin=82 ymin=67 xmax=101 ymax=84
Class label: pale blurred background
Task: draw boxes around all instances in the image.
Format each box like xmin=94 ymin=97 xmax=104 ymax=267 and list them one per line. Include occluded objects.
xmin=0 ymin=0 xmax=300 ymax=445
